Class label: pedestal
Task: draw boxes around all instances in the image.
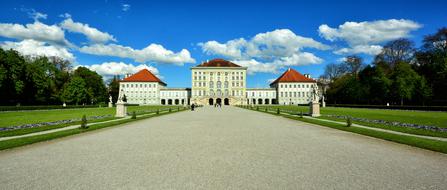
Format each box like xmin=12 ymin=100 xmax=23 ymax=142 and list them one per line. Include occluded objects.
xmin=309 ymin=101 xmax=320 ymax=117
xmin=108 ymin=102 xmax=113 ymax=108
xmin=322 ymin=101 xmax=326 ymax=108
xmin=115 ymin=102 xmax=127 ymax=117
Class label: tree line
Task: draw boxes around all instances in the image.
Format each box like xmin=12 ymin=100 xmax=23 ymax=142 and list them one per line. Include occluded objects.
xmin=322 ymin=28 xmax=447 ymax=106
xmin=0 ymin=48 xmax=120 ymax=106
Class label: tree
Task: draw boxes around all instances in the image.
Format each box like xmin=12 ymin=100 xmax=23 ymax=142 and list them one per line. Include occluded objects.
xmin=390 ymin=62 xmax=420 ymax=105
xmin=359 ymin=65 xmax=391 ymax=104
xmin=61 ymin=76 xmax=88 ymax=105
xmin=0 ymin=49 xmax=26 ymax=105
xmin=343 ymin=55 xmax=363 ymax=75
xmin=73 ymin=67 xmax=107 ymax=104
xmin=323 ymin=63 xmax=345 ymax=80
xmin=423 ymin=27 xmax=447 ymax=53
xmin=108 ymin=76 xmax=120 ymax=103
xmin=375 ymin=38 xmax=416 ymax=69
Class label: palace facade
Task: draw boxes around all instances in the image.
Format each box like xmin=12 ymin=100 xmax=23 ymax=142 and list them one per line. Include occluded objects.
xmin=118 ymin=59 xmax=316 ymax=106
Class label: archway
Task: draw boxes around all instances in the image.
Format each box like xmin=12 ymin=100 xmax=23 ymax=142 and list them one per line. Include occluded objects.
xmin=161 ymin=99 xmax=166 ymax=105
xmin=252 ymin=98 xmax=256 ymax=105
xmin=216 ymin=98 xmax=222 ymax=105
xmin=272 ymin=99 xmax=277 ymax=104
xmin=209 ymin=98 xmax=214 ymax=105
xmin=175 ymin=99 xmax=179 ymax=105
xmin=182 ymin=99 xmax=185 ymax=105
xmin=224 ymin=98 xmax=229 ymax=105
xmin=258 ymin=98 xmax=263 ymax=105
xmin=264 ymin=99 xmax=270 ymax=104
xmin=168 ymin=99 xmax=172 ymax=105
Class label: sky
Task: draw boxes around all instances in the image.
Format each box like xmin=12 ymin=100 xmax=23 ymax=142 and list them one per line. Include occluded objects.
xmin=0 ymin=0 xmax=446 ymax=88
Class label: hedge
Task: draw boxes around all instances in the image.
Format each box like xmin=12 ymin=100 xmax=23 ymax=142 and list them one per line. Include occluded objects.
xmin=327 ymin=104 xmax=447 ymax=111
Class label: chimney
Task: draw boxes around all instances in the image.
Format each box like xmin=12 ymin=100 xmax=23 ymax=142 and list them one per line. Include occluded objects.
xmin=304 ymin=74 xmax=311 ymax=78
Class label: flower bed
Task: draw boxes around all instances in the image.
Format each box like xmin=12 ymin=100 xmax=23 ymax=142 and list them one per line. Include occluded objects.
xmin=0 ymin=115 xmax=113 ymax=131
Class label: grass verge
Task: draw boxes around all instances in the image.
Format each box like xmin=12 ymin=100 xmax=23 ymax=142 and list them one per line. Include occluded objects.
xmin=0 ymin=108 xmax=187 ymax=151
xmin=239 ymin=106 xmax=447 ymax=154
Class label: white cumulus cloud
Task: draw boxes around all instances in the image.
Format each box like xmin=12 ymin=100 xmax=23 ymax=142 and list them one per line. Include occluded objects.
xmin=77 ymin=62 xmax=160 ymax=79
xmin=0 ymin=21 xmax=70 ymax=46
xmin=1 ymin=39 xmax=75 ymax=62
xmin=318 ymin=19 xmax=421 ymax=55
xmin=79 ymin=43 xmax=196 ymax=65
xmin=122 ymin=4 xmax=131 ymax=11
xmin=60 ymin=18 xmax=116 ymax=43
xmin=199 ymin=29 xmax=327 ymax=73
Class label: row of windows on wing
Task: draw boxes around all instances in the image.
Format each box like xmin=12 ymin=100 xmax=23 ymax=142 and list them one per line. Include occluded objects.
xmin=280 ymin=91 xmax=311 ymax=98
xmin=193 ymin=81 xmax=244 ymax=88
xmin=121 ymin=83 xmax=158 ymax=88
xmin=193 ymin=90 xmax=243 ymax=97
xmin=247 ymin=92 xmax=276 ymax=97
xmin=193 ymin=71 xmax=244 ymax=76
xmin=279 ymin=83 xmax=314 ymax=88
xmin=160 ymin=92 xmax=189 ymax=97
xmin=193 ymin=75 xmax=244 ymax=81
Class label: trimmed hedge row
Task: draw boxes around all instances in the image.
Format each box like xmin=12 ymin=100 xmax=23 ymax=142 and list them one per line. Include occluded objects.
xmin=327 ymin=104 xmax=447 ymax=111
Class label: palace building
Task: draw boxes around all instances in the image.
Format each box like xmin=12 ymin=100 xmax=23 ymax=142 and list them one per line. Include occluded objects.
xmin=118 ymin=58 xmax=316 ymax=106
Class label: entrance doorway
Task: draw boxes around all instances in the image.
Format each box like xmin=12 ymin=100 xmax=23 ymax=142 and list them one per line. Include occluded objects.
xmin=216 ymin=98 xmax=222 ymax=105
xmin=161 ymin=99 xmax=166 ymax=105
xmin=209 ymin=98 xmax=214 ymax=105
xmin=224 ymin=98 xmax=229 ymax=105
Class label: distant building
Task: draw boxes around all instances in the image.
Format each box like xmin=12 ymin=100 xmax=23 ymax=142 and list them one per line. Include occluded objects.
xmin=118 ymin=58 xmax=317 ymax=105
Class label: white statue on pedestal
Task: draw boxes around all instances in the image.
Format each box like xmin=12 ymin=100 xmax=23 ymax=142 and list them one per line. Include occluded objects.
xmin=309 ymin=84 xmax=321 ymax=117
xmin=108 ymin=96 xmax=113 ymax=108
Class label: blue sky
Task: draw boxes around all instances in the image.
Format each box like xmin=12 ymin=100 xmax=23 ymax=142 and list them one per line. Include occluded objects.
xmin=1 ymin=0 xmax=446 ymax=88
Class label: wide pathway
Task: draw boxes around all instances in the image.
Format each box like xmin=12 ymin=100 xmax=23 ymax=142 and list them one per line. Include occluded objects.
xmin=0 ymin=106 xmax=446 ymax=189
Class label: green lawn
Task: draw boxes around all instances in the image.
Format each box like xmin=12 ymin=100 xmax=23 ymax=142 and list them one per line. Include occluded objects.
xmin=239 ymin=106 xmax=447 ymax=154
xmin=0 ymin=107 xmax=187 ymax=150
xmin=253 ymin=105 xmax=447 ymax=137
xmin=0 ymin=105 xmax=181 ymax=137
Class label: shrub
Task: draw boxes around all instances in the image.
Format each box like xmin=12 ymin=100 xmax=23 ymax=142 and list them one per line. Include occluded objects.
xmin=277 ymin=108 xmax=280 ymax=114
xmin=80 ymin=115 xmax=88 ymax=129
xmin=156 ymin=109 xmax=159 ymax=114
xmin=265 ymin=108 xmax=268 ymax=112
xmin=347 ymin=117 xmax=352 ymax=127
xmin=300 ymin=111 xmax=303 ymax=118
xmin=131 ymin=111 xmax=136 ymax=119
xmin=256 ymin=106 xmax=259 ymax=111
xmin=169 ymin=108 xmax=172 ymax=112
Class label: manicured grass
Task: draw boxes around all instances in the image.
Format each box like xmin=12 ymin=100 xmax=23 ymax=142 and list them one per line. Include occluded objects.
xmin=253 ymin=105 xmax=447 ymax=137
xmin=0 ymin=105 xmax=181 ymax=137
xmin=0 ymin=108 xmax=187 ymax=150
xmin=240 ymin=106 xmax=447 ymax=154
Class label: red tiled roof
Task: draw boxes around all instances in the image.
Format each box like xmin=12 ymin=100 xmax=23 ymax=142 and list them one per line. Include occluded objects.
xmin=270 ymin=68 xmax=315 ymax=85
xmin=196 ymin=59 xmax=241 ymax=67
xmin=121 ymin=69 xmax=166 ymax=85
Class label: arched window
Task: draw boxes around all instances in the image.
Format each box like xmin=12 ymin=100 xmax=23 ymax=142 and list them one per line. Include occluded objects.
xmin=209 ymin=81 xmax=214 ymax=88
xmin=224 ymin=81 xmax=228 ymax=88
xmin=217 ymin=81 xmax=221 ymax=88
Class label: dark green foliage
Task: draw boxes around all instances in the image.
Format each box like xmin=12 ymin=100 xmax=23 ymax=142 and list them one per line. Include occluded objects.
xmin=107 ymin=76 xmax=120 ymax=103
xmin=0 ymin=49 xmax=108 ymax=106
xmin=169 ymin=108 xmax=172 ymax=112
xmin=300 ymin=111 xmax=303 ymax=118
xmin=256 ymin=106 xmax=259 ymax=111
xmin=131 ymin=111 xmax=136 ymax=119
xmin=346 ymin=117 xmax=352 ymax=127
xmin=80 ymin=115 xmax=88 ymax=129
xmin=277 ymin=108 xmax=280 ymax=114
xmin=156 ymin=109 xmax=159 ymax=114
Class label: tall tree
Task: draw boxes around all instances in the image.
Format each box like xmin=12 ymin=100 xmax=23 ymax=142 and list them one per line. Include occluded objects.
xmin=390 ymin=62 xmax=420 ymax=105
xmin=0 ymin=49 xmax=26 ymax=105
xmin=343 ymin=55 xmax=363 ymax=75
xmin=108 ymin=75 xmax=120 ymax=103
xmin=323 ymin=63 xmax=345 ymax=80
xmin=61 ymin=76 xmax=88 ymax=105
xmin=375 ymin=38 xmax=416 ymax=69
xmin=73 ymin=67 xmax=107 ymax=104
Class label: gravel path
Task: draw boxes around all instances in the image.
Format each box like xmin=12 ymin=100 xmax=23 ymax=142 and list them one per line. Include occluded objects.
xmin=0 ymin=106 xmax=446 ymax=189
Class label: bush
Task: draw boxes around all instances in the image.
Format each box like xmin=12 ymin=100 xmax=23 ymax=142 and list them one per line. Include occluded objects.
xmin=0 ymin=105 xmax=101 ymax=111
xmin=277 ymin=108 xmax=280 ymax=114
xmin=256 ymin=106 xmax=259 ymax=111
xmin=347 ymin=117 xmax=352 ymax=127
xmin=327 ymin=104 xmax=447 ymax=111
xmin=300 ymin=111 xmax=303 ymax=118
xmin=169 ymin=108 xmax=172 ymax=112
xmin=80 ymin=115 xmax=88 ymax=129
xmin=131 ymin=111 xmax=136 ymax=119
xmin=156 ymin=109 xmax=159 ymax=114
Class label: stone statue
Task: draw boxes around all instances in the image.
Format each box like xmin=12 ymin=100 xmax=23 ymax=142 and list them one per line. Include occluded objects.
xmin=109 ymin=96 xmax=113 ymax=103
xmin=312 ymin=84 xmax=319 ymax=102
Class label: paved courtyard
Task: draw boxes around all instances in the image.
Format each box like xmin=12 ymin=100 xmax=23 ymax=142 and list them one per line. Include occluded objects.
xmin=0 ymin=106 xmax=446 ymax=189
